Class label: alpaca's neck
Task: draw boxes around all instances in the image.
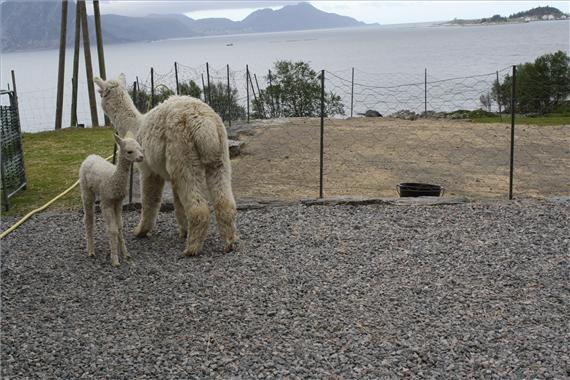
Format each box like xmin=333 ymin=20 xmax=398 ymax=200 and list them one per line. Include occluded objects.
xmin=110 ymin=93 xmax=144 ymax=136
xmin=110 ymin=155 xmax=132 ymax=185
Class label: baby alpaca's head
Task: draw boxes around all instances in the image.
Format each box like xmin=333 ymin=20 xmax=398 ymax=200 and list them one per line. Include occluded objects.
xmin=114 ymin=134 xmax=144 ymax=163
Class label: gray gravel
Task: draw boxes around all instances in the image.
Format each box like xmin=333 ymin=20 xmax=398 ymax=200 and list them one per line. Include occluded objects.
xmin=1 ymin=200 xmax=569 ymax=379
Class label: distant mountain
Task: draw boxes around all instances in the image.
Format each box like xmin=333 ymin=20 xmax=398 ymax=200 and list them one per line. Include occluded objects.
xmin=0 ymin=1 xmax=370 ymax=52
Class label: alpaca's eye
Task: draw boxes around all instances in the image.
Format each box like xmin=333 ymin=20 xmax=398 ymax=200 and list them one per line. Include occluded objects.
xmin=127 ymin=151 xmax=133 ymax=154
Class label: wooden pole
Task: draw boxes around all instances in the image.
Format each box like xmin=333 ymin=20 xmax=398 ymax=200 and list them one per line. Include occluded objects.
xmin=55 ymin=0 xmax=68 ymax=130
xmin=93 ymin=0 xmax=109 ymax=126
xmin=70 ymin=1 xmax=81 ymax=127
xmin=78 ymin=0 xmax=99 ymax=127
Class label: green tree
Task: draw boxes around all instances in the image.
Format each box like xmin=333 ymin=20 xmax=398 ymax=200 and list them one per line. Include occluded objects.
xmin=261 ymin=60 xmax=345 ymax=118
xmin=179 ymin=80 xmax=202 ymax=98
xmin=492 ymin=50 xmax=570 ymax=114
xmin=205 ymin=82 xmax=246 ymax=121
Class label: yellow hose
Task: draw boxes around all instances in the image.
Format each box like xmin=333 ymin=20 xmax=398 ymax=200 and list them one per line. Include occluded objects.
xmin=0 ymin=154 xmax=114 ymax=240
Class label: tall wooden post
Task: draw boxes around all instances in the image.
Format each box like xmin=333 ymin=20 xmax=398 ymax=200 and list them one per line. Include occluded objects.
xmin=70 ymin=1 xmax=81 ymax=127
xmin=55 ymin=0 xmax=68 ymax=130
xmin=93 ymin=0 xmax=109 ymax=126
xmin=78 ymin=0 xmax=99 ymax=127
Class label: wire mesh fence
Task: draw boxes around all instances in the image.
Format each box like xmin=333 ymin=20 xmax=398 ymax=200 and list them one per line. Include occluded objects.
xmin=7 ymin=61 xmax=569 ymax=201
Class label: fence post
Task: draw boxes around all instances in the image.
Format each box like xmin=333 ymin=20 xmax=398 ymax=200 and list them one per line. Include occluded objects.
xmin=248 ymin=71 xmax=259 ymax=118
xmin=246 ymin=65 xmax=250 ymax=123
xmin=150 ymin=67 xmax=155 ymax=108
xmin=508 ymin=65 xmax=517 ymax=200
xmin=424 ymin=68 xmax=427 ymax=114
xmin=70 ymin=1 xmax=80 ymax=128
xmin=496 ymin=70 xmax=502 ymax=120
xmin=174 ymin=61 xmax=180 ymax=95
xmin=93 ymin=0 xmax=109 ymax=126
xmin=206 ymin=62 xmax=211 ymax=105
xmin=254 ymin=73 xmax=265 ymax=118
xmin=268 ymin=69 xmax=275 ymax=117
xmin=349 ymin=67 xmax=354 ymax=118
xmin=226 ymin=64 xmax=232 ymax=127
xmin=55 ymin=0 xmax=68 ymax=131
xmin=201 ymin=73 xmax=206 ymax=102
xmin=78 ymin=0 xmax=99 ymax=128
xmin=319 ymin=70 xmax=325 ymax=199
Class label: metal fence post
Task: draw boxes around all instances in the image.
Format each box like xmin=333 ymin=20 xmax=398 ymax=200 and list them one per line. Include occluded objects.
xmin=150 ymin=67 xmax=155 ymax=108
xmin=350 ymin=67 xmax=354 ymax=118
xmin=509 ymin=65 xmax=517 ymax=200
xmin=226 ymin=64 xmax=232 ymax=127
xmin=254 ymin=73 xmax=265 ymax=118
xmin=246 ymin=65 xmax=250 ymax=123
xmin=424 ymin=68 xmax=427 ymax=114
xmin=201 ymin=73 xmax=206 ymax=102
xmin=174 ymin=61 xmax=180 ymax=95
xmin=319 ymin=70 xmax=325 ymax=199
xmin=268 ymin=69 xmax=275 ymax=117
xmin=496 ymin=70 xmax=502 ymax=120
xmin=206 ymin=62 xmax=211 ymax=105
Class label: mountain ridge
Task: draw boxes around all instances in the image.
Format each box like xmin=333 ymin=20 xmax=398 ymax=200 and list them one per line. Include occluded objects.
xmin=0 ymin=1 xmax=371 ymax=52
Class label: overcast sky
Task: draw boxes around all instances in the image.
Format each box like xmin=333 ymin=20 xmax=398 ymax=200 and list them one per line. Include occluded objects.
xmin=96 ymin=1 xmax=570 ymax=25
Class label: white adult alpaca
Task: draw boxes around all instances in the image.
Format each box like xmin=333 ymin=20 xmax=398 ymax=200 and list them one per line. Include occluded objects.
xmin=80 ymin=134 xmax=144 ymax=267
xmin=94 ymin=74 xmax=237 ymax=257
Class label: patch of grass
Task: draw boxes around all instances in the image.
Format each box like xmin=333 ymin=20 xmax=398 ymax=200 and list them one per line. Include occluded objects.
xmin=470 ymin=114 xmax=570 ymax=126
xmin=2 ymin=127 xmax=115 ymax=217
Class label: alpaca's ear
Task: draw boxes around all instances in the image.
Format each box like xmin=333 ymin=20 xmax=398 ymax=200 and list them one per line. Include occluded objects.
xmin=94 ymin=77 xmax=107 ymax=92
xmin=117 ymin=73 xmax=127 ymax=88
xmin=113 ymin=133 xmax=123 ymax=146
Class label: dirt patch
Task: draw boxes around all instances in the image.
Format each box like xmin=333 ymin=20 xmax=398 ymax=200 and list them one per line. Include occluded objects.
xmin=230 ymin=117 xmax=569 ymax=200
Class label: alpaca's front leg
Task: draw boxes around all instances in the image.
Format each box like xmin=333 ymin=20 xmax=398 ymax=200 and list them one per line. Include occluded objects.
xmin=102 ymin=205 xmax=120 ymax=267
xmin=134 ymin=169 xmax=165 ymax=237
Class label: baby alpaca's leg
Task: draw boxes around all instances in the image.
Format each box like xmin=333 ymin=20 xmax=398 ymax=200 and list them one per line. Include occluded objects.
xmin=115 ymin=202 xmax=129 ymax=259
xmin=102 ymin=204 xmax=120 ymax=267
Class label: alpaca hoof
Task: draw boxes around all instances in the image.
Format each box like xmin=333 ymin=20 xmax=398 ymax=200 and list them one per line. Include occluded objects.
xmin=133 ymin=225 xmax=148 ymax=238
xmin=179 ymin=228 xmax=187 ymax=239
xmin=224 ymin=243 xmax=235 ymax=253
xmin=182 ymin=247 xmax=199 ymax=257
xmin=87 ymin=251 xmax=95 ymax=257
xmin=111 ymin=260 xmax=120 ymax=267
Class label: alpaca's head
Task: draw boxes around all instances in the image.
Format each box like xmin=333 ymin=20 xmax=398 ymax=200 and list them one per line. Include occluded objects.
xmin=94 ymin=74 xmax=139 ymax=137
xmin=114 ymin=134 xmax=144 ymax=163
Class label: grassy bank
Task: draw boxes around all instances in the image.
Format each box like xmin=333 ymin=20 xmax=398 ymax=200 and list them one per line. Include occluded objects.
xmin=2 ymin=127 xmax=115 ymax=217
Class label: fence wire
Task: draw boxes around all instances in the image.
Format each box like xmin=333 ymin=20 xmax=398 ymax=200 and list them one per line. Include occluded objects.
xmin=8 ymin=62 xmax=569 ymax=201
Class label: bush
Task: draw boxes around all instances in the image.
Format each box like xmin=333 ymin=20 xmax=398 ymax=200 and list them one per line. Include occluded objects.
xmin=259 ymin=60 xmax=344 ymax=118
xmin=492 ymin=50 xmax=570 ymax=114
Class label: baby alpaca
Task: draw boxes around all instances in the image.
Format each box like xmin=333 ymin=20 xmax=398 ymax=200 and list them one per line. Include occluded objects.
xmin=80 ymin=134 xmax=144 ymax=266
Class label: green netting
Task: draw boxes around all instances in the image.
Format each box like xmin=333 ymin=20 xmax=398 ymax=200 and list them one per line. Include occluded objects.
xmin=1 ymin=91 xmax=27 ymax=210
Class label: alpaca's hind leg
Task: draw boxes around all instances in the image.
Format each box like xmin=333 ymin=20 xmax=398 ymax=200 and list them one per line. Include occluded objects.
xmin=172 ymin=170 xmax=210 ymax=257
xmin=102 ymin=204 xmax=120 ymax=267
xmin=134 ymin=170 xmax=165 ymax=237
xmin=173 ymin=189 xmax=188 ymax=239
xmin=82 ymin=190 xmax=96 ymax=257
xmin=206 ymin=163 xmax=238 ymax=253
xmin=115 ymin=202 xmax=129 ymax=259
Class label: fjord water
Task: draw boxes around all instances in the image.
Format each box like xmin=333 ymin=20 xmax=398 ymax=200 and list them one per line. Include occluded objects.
xmin=1 ymin=20 xmax=568 ymax=132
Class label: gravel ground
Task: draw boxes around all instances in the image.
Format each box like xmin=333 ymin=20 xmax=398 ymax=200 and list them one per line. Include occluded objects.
xmin=1 ymin=200 xmax=569 ymax=379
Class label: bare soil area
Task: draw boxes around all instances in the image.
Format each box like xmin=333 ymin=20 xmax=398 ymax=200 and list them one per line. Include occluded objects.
xmin=230 ymin=117 xmax=569 ymax=200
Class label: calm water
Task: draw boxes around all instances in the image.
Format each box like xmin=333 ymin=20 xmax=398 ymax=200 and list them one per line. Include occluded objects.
xmin=1 ymin=20 xmax=568 ymax=132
